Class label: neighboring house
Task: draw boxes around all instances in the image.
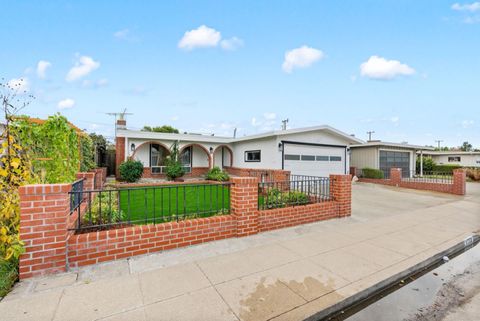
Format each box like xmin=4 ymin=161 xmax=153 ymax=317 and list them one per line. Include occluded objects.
xmin=420 ymin=151 xmax=480 ymax=168
xmin=350 ymin=140 xmax=434 ymax=177
xmin=115 ymin=119 xmax=363 ymax=178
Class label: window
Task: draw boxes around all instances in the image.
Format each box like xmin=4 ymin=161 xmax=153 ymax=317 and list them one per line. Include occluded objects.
xmin=448 ymin=156 xmax=461 ymax=162
xmin=284 ymin=154 xmax=300 ymax=161
xmin=180 ymin=146 xmax=192 ymax=167
xmin=316 ymin=156 xmax=329 ymax=161
xmin=301 ymin=155 xmax=315 ymax=161
xmin=330 ymin=156 xmax=342 ymax=161
xmin=379 ymin=150 xmax=410 ymax=177
xmin=150 ymin=144 xmax=165 ymax=167
xmin=245 ymin=150 xmax=261 ymax=162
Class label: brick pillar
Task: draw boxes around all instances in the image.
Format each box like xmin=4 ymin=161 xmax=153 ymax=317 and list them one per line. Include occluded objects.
xmin=230 ymin=177 xmax=259 ymax=237
xmin=76 ymin=172 xmax=95 ymax=191
xmin=19 ymin=184 xmax=71 ymax=279
xmin=390 ymin=168 xmax=402 ymax=185
xmin=350 ymin=166 xmax=357 ymax=177
xmin=115 ymin=136 xmax=125 ymax=179
xmin=452 ymin=169 xmax=466 ymax=195
xmin=330 ymin=174 xmax=352 ymax=217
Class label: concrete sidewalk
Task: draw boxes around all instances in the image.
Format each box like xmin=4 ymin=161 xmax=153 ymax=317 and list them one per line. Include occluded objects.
xmin=2 ymin=183 xmax=479 ymax=321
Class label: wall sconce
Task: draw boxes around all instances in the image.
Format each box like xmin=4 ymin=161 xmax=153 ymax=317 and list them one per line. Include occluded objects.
xmin=278 ymin=142 xmax=283 ymax=151
xmin=130 ymin=143 xmax=136 ymax=152
xmin=209 ymin=147 xmax=214 ymax=154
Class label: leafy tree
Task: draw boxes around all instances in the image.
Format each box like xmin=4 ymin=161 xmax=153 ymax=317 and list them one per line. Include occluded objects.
xmin=142 ymin=125 xmax=179 ymax=133
xmin=460 ymin=141 xmax=473 ymax=152
xmin=80 ymin=135 xmax=95 ymax=172
xmin=416 ymin=156 xmax=435 ymax=172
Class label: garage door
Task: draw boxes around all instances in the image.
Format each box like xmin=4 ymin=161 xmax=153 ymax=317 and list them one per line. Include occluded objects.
xmin=379 ymin=150 xmax=410 ymax=177
xmin=283 ymin=143 xmax=346 ymax=177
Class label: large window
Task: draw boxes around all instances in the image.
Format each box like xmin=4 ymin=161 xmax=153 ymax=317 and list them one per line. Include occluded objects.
xmin=245 ymin=150 xmax=261 ymax=162
xmin=150 ymin=144 xmax=166 ymax=167
xmin=180 ymin=146 xmax=192 ymax=166
xmin=379 ymin=150 xmax=410 ymax=177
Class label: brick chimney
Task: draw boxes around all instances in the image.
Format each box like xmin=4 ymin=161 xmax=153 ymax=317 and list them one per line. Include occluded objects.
xmin=116 ymin=118 xmax=127 ymax=130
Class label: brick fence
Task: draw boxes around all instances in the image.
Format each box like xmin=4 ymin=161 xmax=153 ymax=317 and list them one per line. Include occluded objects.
xmin=224 ymin=166 xmax=291 ymax=182
xmin=355 ymin=167 xmax=466 ymax=195
xmin=19 ymin=174 xmax=351 ymax=279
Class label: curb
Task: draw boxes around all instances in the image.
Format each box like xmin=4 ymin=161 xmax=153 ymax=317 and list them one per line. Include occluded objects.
xmin=305 ymin=234 xmax=480 ymax=321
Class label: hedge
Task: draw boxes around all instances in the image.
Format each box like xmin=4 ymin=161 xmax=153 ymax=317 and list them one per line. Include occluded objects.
xmin=361 ymin=167 xmax=384 ymax=179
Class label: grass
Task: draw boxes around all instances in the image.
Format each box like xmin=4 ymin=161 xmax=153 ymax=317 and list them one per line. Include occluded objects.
xmin=0 ymin=259 xmax=17 ymax=298
xmin=115 ymin=184 xmax=231 ymax=224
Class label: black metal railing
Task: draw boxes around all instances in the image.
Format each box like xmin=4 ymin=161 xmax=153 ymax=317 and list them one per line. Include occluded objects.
xmin=258 ymin=177 xmax=331 ymax=210
xmin=403 ymin=171 xmax=453 ymax=184
xmin=69 ymin=182 xmax=231 ymax=232
xmin=70 ymin=178 xmax=84 ymax=212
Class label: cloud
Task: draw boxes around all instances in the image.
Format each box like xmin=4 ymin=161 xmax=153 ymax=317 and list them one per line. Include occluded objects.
xmin=122 ymin=86 xmax=148 ymax=96
xmin=57 ymin=98 xmax=75 ymax=110
xmin=36 ymin=60 xmax=51 ymax=79
xmin=170 ymin=116 xmax=179 ymax=121
xmin=461 ymin=120 xmax=474 ymax=128
xmin=263 ymin=112 xmax=277 ymax=120
xmin=114 ymin=29 xmax=130 ymax=39
xmin=82 ymin=78 xmax=109 ymax=88
xmin=360 ymin=55 xmax=415 ymax=80
xmin=7 ymin=78 xmax=29 ymax=93
xmin=451 ymin=2 xmax=480 ymax=12
xmin=220 ymin=37 xmax=244 ymax=51
xmin=251 ymin=113 xmax=277 ymax=131
xmin=178 ymin=25 xmax=221 ymax=50
xmin=282 ymin=46 xmax=324 ymax=73
xmin=66 ymin=55 xmax=100 ymax=82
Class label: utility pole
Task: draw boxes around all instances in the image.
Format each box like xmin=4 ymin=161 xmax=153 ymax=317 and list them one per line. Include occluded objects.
xmin=367 ymin=131 xmax=375 ymax=141
xmin=281 ymin=119 xmax=289 ymax=130
xmin=435 ymin=140 xmax=443 ymax=149
xmin=106 ymin=109 xmax=133 ymax=139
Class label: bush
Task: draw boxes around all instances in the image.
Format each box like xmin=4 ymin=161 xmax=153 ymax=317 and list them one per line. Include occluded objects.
xmin=206 ymin=166 xmax=230 ymax=181
xmin=0 ymin=259 xmax=17 ymax=297
xmin=466 ymin=168 xmax=480 ymax=181
xmin=82 ymin=189 xmax=125 ymax=226
xmin=263 ymin=188 xmax=309 ymax=208
xmin=80 ymin=135 xmax=96 ymax=172
xmin=119 ymin=160 xmax=144 ymax=182
xmin=361 ymin=167 xmax=384 ymax=179
xmin=416 ymin=156 xmax=435 ymax=172
xmin=432 ymin=164 xmax=463 ymax=173
xmin=165 ymin=161 xmax=185 ymax=181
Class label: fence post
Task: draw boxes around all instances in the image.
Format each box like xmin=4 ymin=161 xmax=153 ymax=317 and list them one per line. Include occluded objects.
xmin=329 ymin=174 xmax=352 ymax=217
xmin=452 ymin=169 xmax=466 ymax=195
xmin=390 ymin=168 xmax=402 ymax=185
xmin=230 ymin=177 xmax=259 ymax=237
xmin=76 ymin=172 xmax=95 ymax=190
xmin=19 ymin=184 xmax=71 ymax=279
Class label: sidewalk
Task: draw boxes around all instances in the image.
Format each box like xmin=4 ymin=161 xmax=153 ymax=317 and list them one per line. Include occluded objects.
xmin=2 ymin=183 xmax=479 ymax=321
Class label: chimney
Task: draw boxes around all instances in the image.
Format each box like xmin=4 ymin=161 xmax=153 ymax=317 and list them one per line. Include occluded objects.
xmin=116 ymin=119 xmax=126 ymax=130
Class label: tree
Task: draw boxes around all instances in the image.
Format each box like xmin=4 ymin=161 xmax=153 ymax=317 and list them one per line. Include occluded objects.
xmin=460 ymin=141 xmax=473 ymax=152
xmin=142 ymin=125 xmax=179 ymax=133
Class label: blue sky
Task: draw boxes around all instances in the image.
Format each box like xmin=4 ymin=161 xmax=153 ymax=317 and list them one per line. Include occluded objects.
xmin=1 ymin=0 xmax=479 ymax=147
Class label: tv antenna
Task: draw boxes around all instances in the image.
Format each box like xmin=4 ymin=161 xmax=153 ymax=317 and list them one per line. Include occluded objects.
xmin=106 ymin=108 xmax=133 ymax=138
xmin=435 ymin=140 xmax=443 ymax=149
xmin=367 ymin=131 xmax=375 ymax=141
xmin=281 ymin=119 xmax=289 ymax=130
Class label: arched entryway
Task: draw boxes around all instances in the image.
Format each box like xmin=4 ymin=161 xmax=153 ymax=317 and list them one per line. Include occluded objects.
xmin=179 ymin=144 xmax=212 ymax=174
xmin=131 ymin=141 xmax=170 ymax=174
xmin=213 ymin=145 xmax=233 ymax=169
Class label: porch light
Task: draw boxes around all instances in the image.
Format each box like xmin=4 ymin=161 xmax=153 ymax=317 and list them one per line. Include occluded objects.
xmin=278 ymin=142 xmax=283 ymax=151
xmin=209 ymin=147 xmax=214 ymax=154
xmin=130 ymin=143 xmax=135 ymax=152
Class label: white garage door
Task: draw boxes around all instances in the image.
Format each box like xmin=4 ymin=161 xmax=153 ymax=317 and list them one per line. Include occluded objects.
xmin=283 ymin=143 xmax=346 ymax=177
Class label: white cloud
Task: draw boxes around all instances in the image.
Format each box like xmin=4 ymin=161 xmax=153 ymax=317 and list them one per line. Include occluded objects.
xmin=66 ymin=55 xmax=100 ymax=82
xmin=178 ymin=25 xmax=221 ymax=50
xmin=114 ymin=29 xmax=130 ymax=39
xmin=36 ymin=60 xmax=51 ymax=79
xmin=170 ymin=116 xmax=179 ymax=121
xmin=7 ymin=78 xmax=29 ymax=93
xmin=251 ymin=113 xmax=277 ymax=131
xmin=282 ymin=46 xmax=324 ymax=73
xmin=82 ymin=78 xmax=109 ymax=88
xmin=57 ymin=98 xmax=75 ymax=110
xmin=360 ymin=55 xmax=415 ymax=80
xmin=461 ymin=120 xmax=474 ymax=128
xmin=220 ymin=37 xmax=244 ymax=51
xmin=451 ymin=2 xmax=480 ymax=12
xmin=263 ymin=112 xmax=277 ymax=120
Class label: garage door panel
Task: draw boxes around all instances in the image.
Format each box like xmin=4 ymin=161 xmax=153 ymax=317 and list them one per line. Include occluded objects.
xmin=284 ymin=144 xmax=345 ymax=177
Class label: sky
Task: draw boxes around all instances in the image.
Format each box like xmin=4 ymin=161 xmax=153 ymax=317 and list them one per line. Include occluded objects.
xmin=1 ymin=0 xmax=479 ymax=148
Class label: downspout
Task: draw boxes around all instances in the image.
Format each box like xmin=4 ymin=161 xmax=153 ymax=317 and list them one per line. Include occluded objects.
xmin=420 ymin=150 xmax=423 ymax=176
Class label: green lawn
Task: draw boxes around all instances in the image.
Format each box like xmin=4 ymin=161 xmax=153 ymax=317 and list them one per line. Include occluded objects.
xmin=117 ymin=184 xmax=230 ymax=224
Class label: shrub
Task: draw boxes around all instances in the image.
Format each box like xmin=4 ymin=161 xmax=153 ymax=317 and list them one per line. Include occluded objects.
xmin=466 ymin=168 xmax=480 ymax=181
xmin=83 ymin=190 xmax=125 ymax=226
xmin=263 ymin=188 xmax=309 ymax=208
xmin=80 ymin=135 xmax=96 ymax=172
xmin=432 ymin=164 xmax=463 ymax=173
xmin=416 ymin=156 xmax=435 ymax=172
xmin=165 ymin=141 xmax=185 ymax=180
xmin=206 ymin=166 xmax=230 ymax=181
xmin=0 ymin=259 xmax=17 ymax=297
xmin=361 ymin=167 xmax=384 ymax=179
xmin=119 ymin=160 xmax=144 ymax=182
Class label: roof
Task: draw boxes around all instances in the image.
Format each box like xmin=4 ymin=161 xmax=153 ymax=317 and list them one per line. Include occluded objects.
xmin=350 ymin=141 xmax=434 ymax=150
xmin=419 ymin=151 xmax=480 ymax=155
xmin=117 ymin=125 xmax=364 ymax=145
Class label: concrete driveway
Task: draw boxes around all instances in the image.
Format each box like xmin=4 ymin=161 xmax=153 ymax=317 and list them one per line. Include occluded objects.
xmin=2 ymin=182 xmax=479 ymax=321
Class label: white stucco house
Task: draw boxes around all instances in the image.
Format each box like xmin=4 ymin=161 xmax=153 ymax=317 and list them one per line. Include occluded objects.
xmin=115 ymin=119 xmax=363 ymax=178
xmin=420 ymin=151 xmax=480 ymax=168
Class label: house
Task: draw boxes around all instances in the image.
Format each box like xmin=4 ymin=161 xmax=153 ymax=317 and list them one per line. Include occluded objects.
xmin=420 ymin=151 xmax=480 ymax=168
xmin=115 ymin=119 xmax=363 ymax=179
xmin=349 ymin=140 xmax=434 ymax=177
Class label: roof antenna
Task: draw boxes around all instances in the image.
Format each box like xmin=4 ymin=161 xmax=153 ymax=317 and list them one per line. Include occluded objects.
xmin=367 ymin=130 xmax=375 ymax=141
xmin=106 ymin=108 xmax=133 ymax=137
xmin=233 ymin=128 xmax=237 ymax=138
xmin=281 ymin=119 xmax=289 ymax=130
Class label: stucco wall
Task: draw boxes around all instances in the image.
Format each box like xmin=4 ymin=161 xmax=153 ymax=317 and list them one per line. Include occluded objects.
xmin=350 ymin=147 xmax=378 ymax=169
xmin=430 ymin=154 xmax=480 ymax=167
xmin=231 ymin=137 xmax=279 ymax=169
